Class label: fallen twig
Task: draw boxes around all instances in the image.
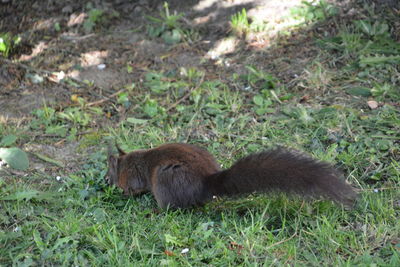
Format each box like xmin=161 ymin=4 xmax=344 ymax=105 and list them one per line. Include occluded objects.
xmin=30 ymin=130 xmax=96 ymax=139
xmin=86 ymin=89 xmax=124 ymax=107
xmin=60 ymin=33 xmax=95 ymax=41
xmin=1 ymin=58 xmax=52 ymax=76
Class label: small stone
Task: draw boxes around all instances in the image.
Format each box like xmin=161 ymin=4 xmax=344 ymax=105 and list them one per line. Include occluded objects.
xmin=62 ymin=5 xmax=73 ymax=14
xmin=367 ymin=100 xmax=378 ymax=109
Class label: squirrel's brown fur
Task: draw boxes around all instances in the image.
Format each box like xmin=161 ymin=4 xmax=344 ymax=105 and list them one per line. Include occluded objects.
xmin=106 ymin=143 xmax=356 ymax=209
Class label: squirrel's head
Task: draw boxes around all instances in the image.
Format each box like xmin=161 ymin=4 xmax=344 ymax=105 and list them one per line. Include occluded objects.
xmin=106 ymin=143 xmax=150 ymax=195
xmin=106 ymin=143 xmax=126 ymax=187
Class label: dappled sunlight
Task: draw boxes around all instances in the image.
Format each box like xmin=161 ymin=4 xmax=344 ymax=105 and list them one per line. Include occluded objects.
xmin=0 ymin=113 xmax=34 ymax=125
xmin=80 ymin=50 xmax=109 ymax=67
xmin=19 ymin=41 xmax=48 ymax=61
xmin=33 ymin=18 xmax=60 ymax=31
xmin=66 ymin=69 xmax=80 ymax=80
xmin=194 ymin=0 xmax=313 ymax=61
xmin=206 ymin=37 xmax=238 ymax=59
xmin=245 ymin=0 xmax=307 ymax=35
xmin=67 ymin=12 xmax=86 ymax=27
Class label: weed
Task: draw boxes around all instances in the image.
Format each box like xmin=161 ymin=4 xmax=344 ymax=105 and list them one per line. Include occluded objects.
xmin=0 ymin=32 xmax=21 ymax=58
xmin=82 ymin=5 xmax=119 ymax=33
xmin=230 ymin=9 xmax=267 ymax=38
xmin=371 ymin=82 xmax=399 ymax=101
xmin=302 ymin=61 xmax=333 ymax=91
xmin=230 ymin=8 xmax=250 ymax=37
xmin=252 ymin=94 xmax=274 ymax=115
xmin=316 ymin=16 xmax=400 ymax=101
xmin=83 ymin=9 xmax=105 ymax=33
xmin=116 ymin=92 xmax=131 ymax=109
xmin=144 ymin=72 xmax=173 ymax=94
xmin=0 ymin=147 xmax=29 ymax=171
xmin=142 ymin=96 xmax=165 ymax=118
xmin=146 ymin=2 xmax=196 ymax=45
xmin=242 ymin=65 xmax=279 ymax=90
xmin=318 ymin=19 xmax=399 ymax=61
xmin=290 ymin=0 xmax=338 ymax=24
xmin=0 ymin=134 xmax=17 ymax=147
xmin=30 ymin=99 xmax=104 ymax=140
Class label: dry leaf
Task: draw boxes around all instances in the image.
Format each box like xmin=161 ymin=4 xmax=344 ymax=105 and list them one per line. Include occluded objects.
xmin=228 ymin=241 xmax=244 ymax=254
xmin=367 ymin=100 xmax=378 ymax=109
xmin=300 ymin=95 xmax=310 ymax=103
xmin=164 ymin=250 xmax=175 ymax=257
xmin=71 ymin=94 xmax=79 ymax=102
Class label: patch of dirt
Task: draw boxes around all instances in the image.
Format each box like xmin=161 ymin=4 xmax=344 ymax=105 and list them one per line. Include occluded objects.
xmin=0 ymin=73 xmax=70 ymax=119
xmin=26 ymin=142 xmax=81 ymax=173
xmin=1 ymin=0 xmax=315 ymax=115
xmin=0 ymin=0 xmax=375 ymax=174
xmin=0 ymin=141 xmax=84 ymax=181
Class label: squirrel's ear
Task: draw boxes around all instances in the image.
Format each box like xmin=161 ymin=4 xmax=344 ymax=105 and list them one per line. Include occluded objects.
xmin=115 ymin=143 xmax=126 ymax=156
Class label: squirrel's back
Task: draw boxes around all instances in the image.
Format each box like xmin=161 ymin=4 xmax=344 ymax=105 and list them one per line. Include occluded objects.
xmin=142 ymin=143 xmax=221 ymax=208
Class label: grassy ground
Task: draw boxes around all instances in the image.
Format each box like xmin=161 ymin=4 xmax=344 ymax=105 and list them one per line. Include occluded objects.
xmin=1 ymin=0 xmax=399 ymax=266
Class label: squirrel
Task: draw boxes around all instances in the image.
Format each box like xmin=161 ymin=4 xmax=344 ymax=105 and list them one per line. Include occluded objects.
xmin=106 ymin=143 xmax=357 ymax=209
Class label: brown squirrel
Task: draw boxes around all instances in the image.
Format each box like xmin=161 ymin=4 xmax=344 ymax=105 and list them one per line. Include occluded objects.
xmin=106 ymin=143 xmax=357 ymax=209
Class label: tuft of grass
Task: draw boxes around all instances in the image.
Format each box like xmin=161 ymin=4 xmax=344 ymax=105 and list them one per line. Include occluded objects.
xmin=230 ymin=8 xmax=250 ymax=37
xmin=0 ymin=32 xmax=21 ymax=58
xmin=290 ymin=0 xmax=338 ymax=25
xmin=230 ymin=9 xmax=267 ymax=38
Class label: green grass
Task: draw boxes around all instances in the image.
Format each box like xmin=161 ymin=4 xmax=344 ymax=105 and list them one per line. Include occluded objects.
xmin=230 ymin=8 xmax=251 ymax=37
xmin=1 ymin=2 xmax=400 ymax=266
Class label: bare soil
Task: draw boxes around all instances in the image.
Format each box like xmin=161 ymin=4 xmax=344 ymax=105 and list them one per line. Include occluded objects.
xmin=0 ymin=0 xmax=370 ymax=174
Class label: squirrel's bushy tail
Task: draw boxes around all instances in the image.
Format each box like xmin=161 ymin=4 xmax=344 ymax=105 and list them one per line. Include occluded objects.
xmin=205 ymin=148 xmax=357 ymax=206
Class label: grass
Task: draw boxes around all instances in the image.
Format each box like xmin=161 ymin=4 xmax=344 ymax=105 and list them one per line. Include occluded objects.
xmin=1 ymin=1 xmax=400 ymax=266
